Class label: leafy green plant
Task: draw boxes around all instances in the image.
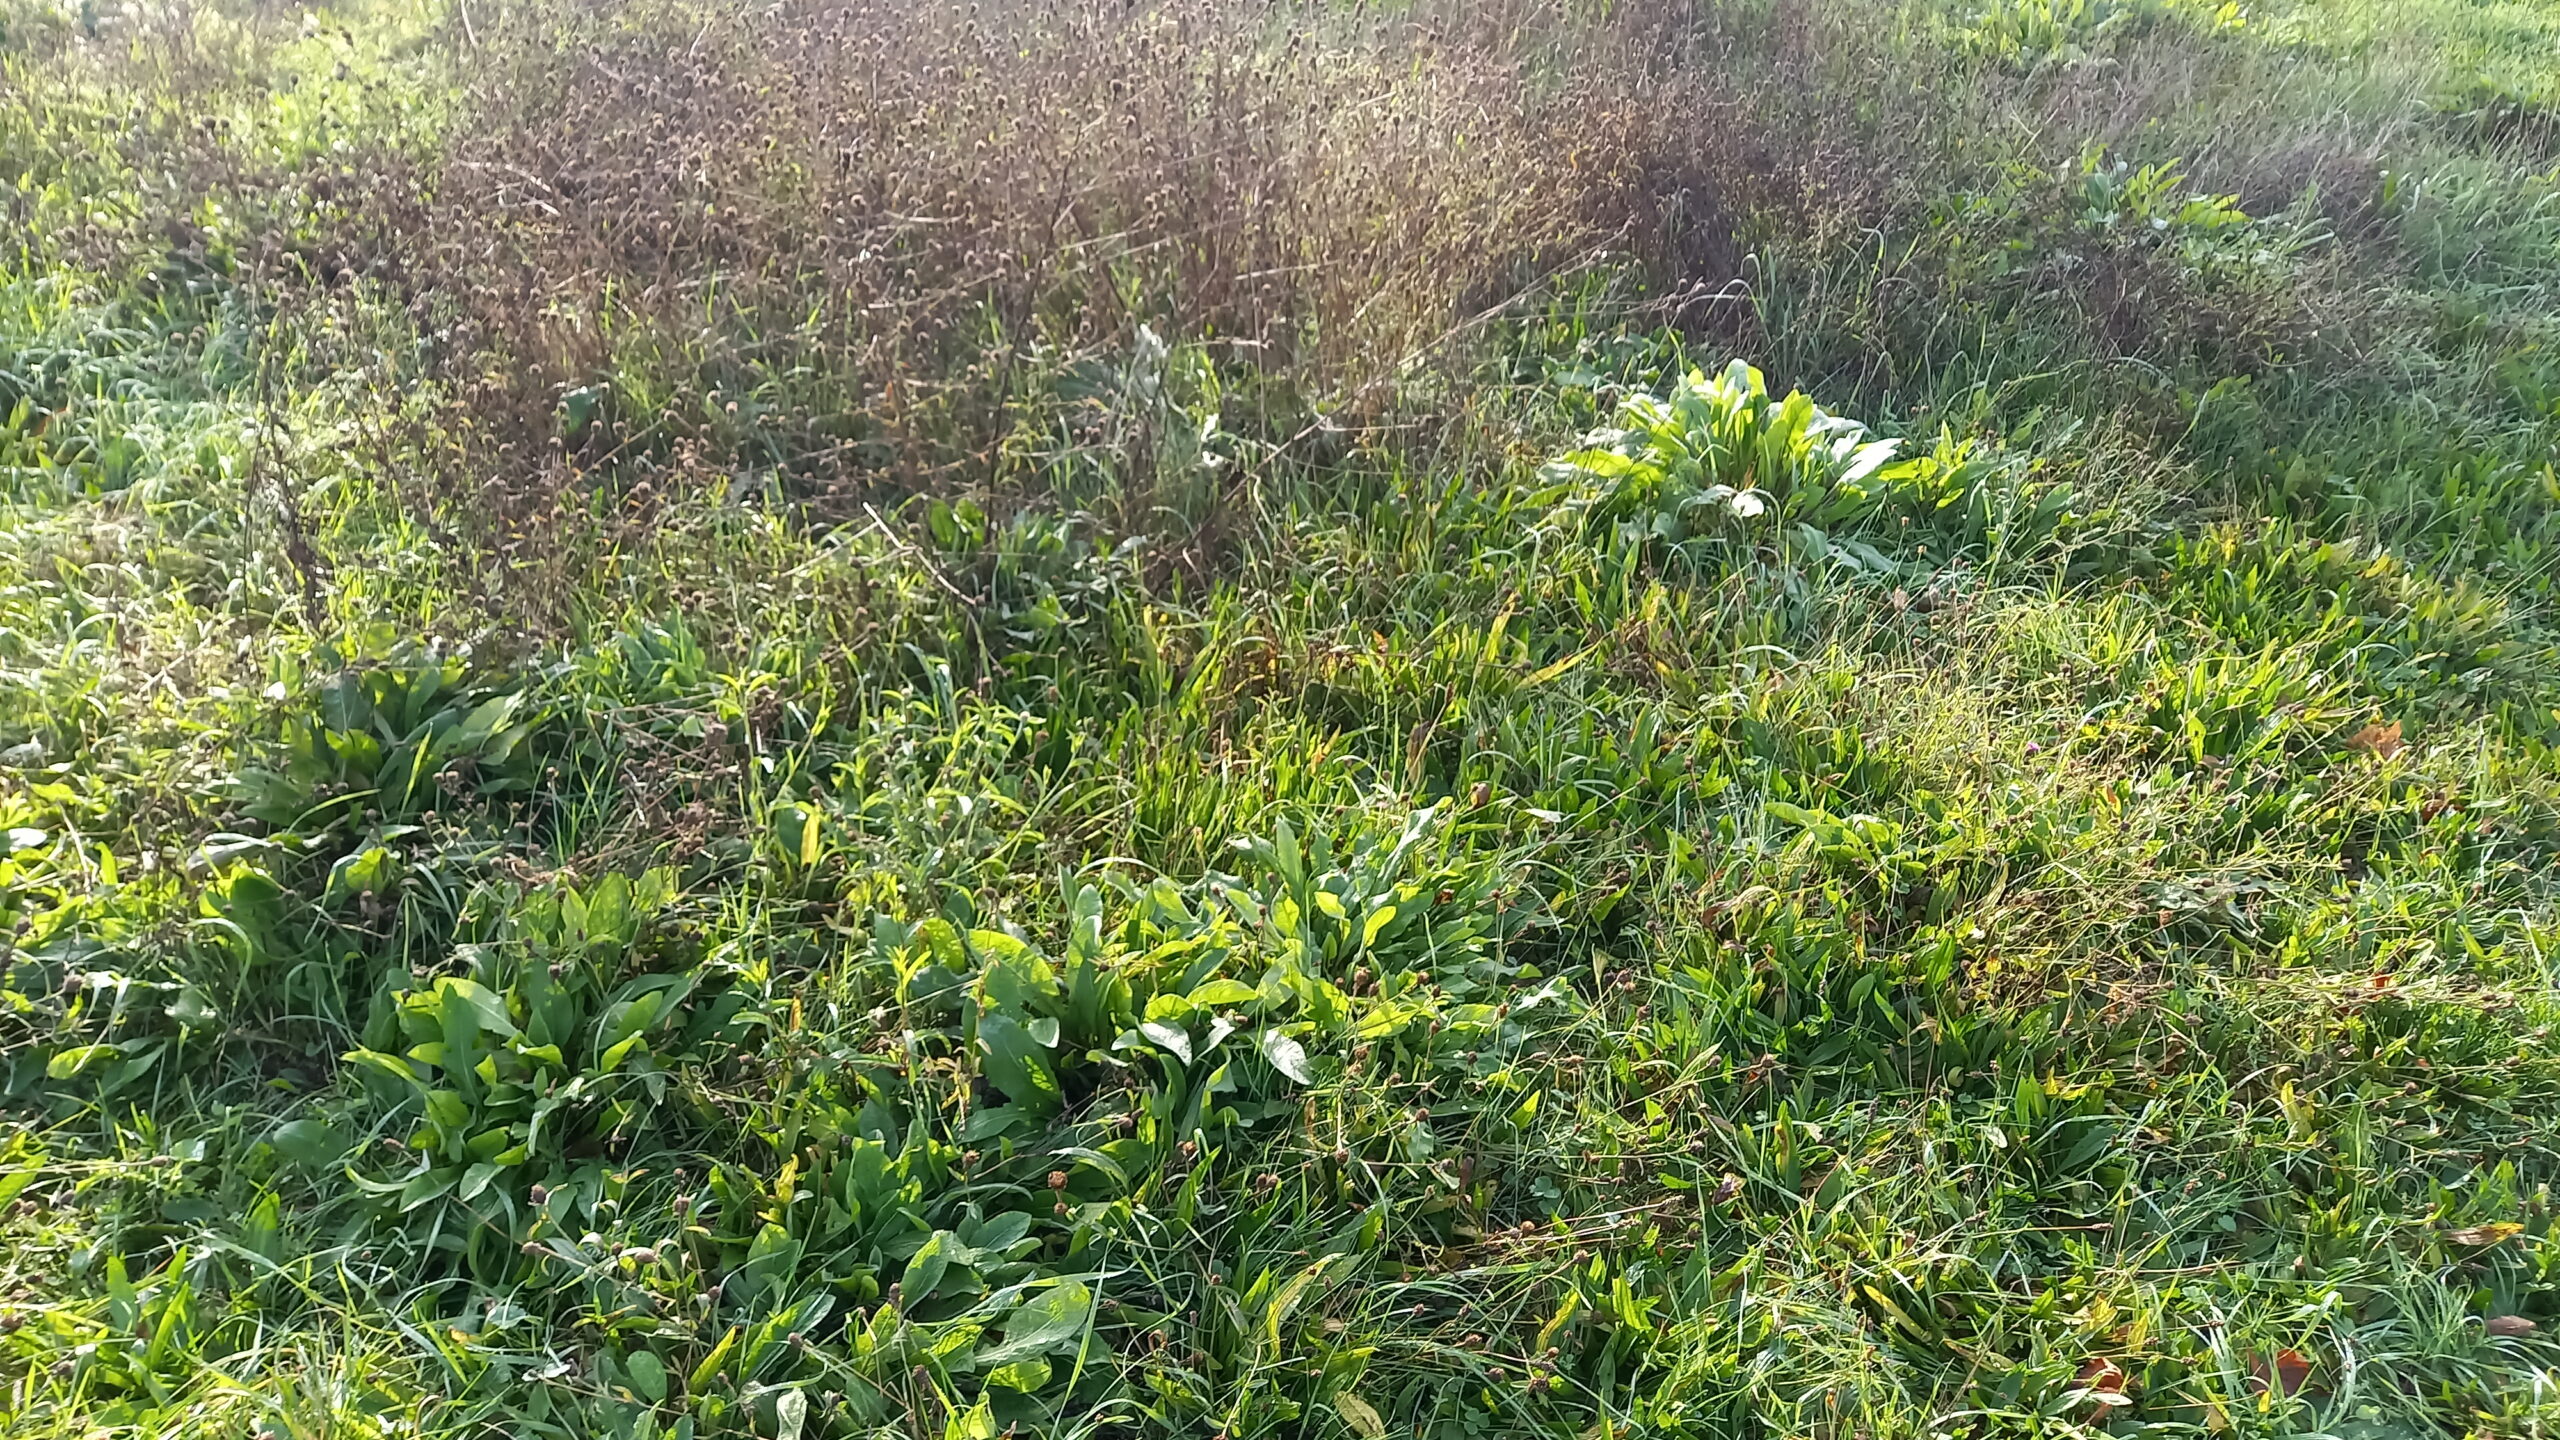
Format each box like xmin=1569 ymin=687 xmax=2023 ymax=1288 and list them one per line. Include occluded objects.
xmin=12 ymin=1 xmax=2560 ymax=1437
xmin=229 ymin=639 xmax=544 ymax=845
xmin=342 ymin=871 xmax=762 ymax=1215
xmin=1545 ymin=360 xmax=2074 ymax=576
xmin=1947 ymin=0 xmax=2245 ymax=70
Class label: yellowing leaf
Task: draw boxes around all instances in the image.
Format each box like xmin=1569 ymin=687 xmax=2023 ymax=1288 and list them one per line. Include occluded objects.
xmin=1860 ymin=1284 xmax=1929 ymax=1338
xmin=2447 ymin=1222 xmax=2525 ymax=1247
xmin=1520 ymin=645 xmax=1596 ymax=688
xmin=1264 ymin=1257 xmax=1331 ymax=1348
xmin=1335 ymin=1393 xmax=1386 ymax=1439
xmin=1360 ymin=904 xmax=1398 ymax=949
xmin=985 ymin=1357 xmax=1051 ymax=1391
xmin=1535 ymin=1288 xmax=1582 ymax=1354
xmin=687 ymin=1324 xmax=740 ymax=1394
xmin=45 ymin=1043 xmax=118 ymax=1080
xmin=2276 ymin=1080 xmax=2315 ymax=1140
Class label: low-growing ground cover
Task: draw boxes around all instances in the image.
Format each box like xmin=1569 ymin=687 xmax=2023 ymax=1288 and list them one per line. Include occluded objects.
xmin=4 ymin=0 xmax=2560 ymax=1436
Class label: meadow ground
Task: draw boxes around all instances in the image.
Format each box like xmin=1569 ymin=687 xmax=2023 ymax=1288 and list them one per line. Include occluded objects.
xmin=5 ymin=0 xmax=2560 ymax=1436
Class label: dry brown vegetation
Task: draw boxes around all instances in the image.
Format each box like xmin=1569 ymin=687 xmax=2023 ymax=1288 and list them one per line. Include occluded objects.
xmin=319 ymin=0 xmax=1924 ymax=574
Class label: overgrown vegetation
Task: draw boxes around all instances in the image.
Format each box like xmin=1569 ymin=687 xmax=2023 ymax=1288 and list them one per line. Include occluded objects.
xmin=5 ymin=0 xmax=2560 ymax=1436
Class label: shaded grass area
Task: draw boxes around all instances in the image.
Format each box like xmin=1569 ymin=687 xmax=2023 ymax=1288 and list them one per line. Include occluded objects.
xmin=3 ymin=0 xmax=2560 ymax=1437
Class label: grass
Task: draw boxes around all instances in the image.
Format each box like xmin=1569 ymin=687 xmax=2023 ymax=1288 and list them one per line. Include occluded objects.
xmin=4 ymin=0 xmax=2560 ymax=1436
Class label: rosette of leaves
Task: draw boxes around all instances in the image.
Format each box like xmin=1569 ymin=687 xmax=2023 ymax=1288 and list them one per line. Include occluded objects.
xmin=340 ymin=871 xmax=761 ymax=1213
xmin=1548 ymin=360 xmax=2068 ymax=576
xmin=221 ymin=639 xmax=546 ymax=884
xmin=831 ymin=806 xmax=1535 ymax=1199
xmin=1545 ymin=360 xmax=1907 ymax=551
xmin=696 ymin=1122 xmax=963 ymax=1310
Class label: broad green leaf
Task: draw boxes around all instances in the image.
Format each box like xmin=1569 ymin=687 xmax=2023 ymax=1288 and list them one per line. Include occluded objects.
xmin=439 ymin=692 xmax=524 ymax=758
xmin=1360 ymin=904 xmax=1399 ymax=950
xmin=978 ymin=1012 xmax=1062 ymax=1114
xmin=1186 ymin=977 xmax=1260 ymax=1009
xmin=326 ymin=844 xmax=398 ymax=901
xmin=984 ymin=1357 xmax=1051 ymax=1391
xmin=46 ymin=1044 xmax=119 ymax=1080
xmin=960 ymin=1105 xmax=1029 ymax=1141
xmin=399 ymin=1167 xmax=459 ymax=1211
xmin=599 ymin=991 xmax=666 ymax=1049
xmin=582 ymin=871 xmax=633 ymax=945
xmin=1138 ymin=1020 xmax=1193 ymax=1064
xmin=271 ymin=1119 xmax=345 ymax=1170
xmin=1258 ymin=1030 xmax=1314 ymax=1084
xmin=1763 ymin=799 xmax=1830 ymax=830
xmin=1049 ymin=1145 xmax=1131 ymax=1188
xmin=438 ymin=977 xmax=518 ymax=1037
xmin=979 ymin=1279 xmax=1092 ymax=1366
xmin=598 ymin=1032 xmax=645 ymax=1073
xmin=0 ymin=1154 xmax=40 ymax=1209
xmin=904 ymin=1229 xmax=954 ymax=1299
xmin=166 ymin=988 xmax=219 ymax=1030
xmin=974 ymin=930 xmax=1057 ymax=1015
xmin=623 ymin=1349 xmax=669 ymax=1404
xmin=963 ymin=1209 xmax=1033 ymax=1252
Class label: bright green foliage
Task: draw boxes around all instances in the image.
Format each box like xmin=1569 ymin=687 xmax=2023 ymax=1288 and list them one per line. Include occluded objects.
xmin=7 ymin=1 xmax=2560 ymax=1438
xmin=1549 ymin=359 xmax=2077 ymax=576
xmin=1553 ymin=360 xmax=1915 ymax=537
xmin=343 ymin=871 xmax=763 ymax=1215
xmin=1947 ymin=0 xmax=2246 ymax=69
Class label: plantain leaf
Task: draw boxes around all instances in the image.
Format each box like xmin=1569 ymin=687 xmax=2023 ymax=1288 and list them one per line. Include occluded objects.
xmin=1258 ymin=1029 xmax=1314 ymax=1084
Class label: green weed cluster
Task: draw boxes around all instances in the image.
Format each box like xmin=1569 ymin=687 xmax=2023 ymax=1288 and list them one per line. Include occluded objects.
xmin=4 ymin=0 xmax=2560 ymax=1438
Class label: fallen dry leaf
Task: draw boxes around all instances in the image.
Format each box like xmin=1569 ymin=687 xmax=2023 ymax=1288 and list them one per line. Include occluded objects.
xmin=2446 ymin=1222 xmax=2525 ymax=1247
xmin=2486 ymin=1315 xmax=2539 ymax=1338
xmin=2346 ymin=720 xmax=2405 ymax=759
xmin=2076 ymin=1357 xmax=2130 ymax=1420
xmin=2247 ymin=1347 xmax=2312 ymax=1398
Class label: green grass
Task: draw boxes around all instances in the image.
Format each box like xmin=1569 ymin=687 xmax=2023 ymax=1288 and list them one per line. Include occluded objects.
xmin=4 ymin=0 xmax=2560 ymax=1436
